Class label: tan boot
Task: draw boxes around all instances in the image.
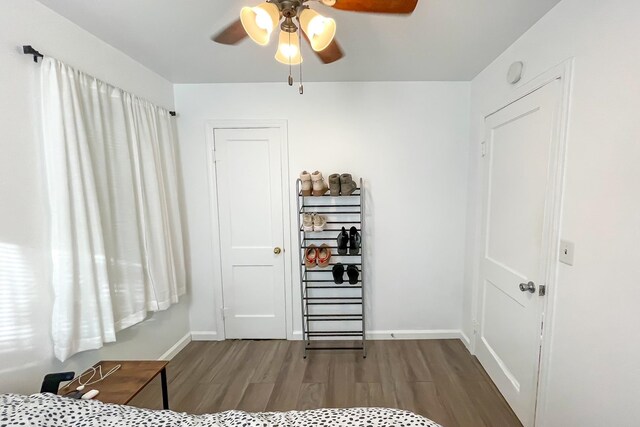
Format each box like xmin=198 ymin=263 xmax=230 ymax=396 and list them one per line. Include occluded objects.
xmin=340 ymin=173 xmax=357 ymax=196
xmin=328 ymin=174 xmax=341 ymax=196
xmin=300 ymin=171 xmax=312 ymax=196
xmin=311 ymin=171 xmax=328 ymax=196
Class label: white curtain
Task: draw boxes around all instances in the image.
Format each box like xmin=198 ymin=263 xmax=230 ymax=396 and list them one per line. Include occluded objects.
xmin=40 ymin=57 xmax=186 ymax=362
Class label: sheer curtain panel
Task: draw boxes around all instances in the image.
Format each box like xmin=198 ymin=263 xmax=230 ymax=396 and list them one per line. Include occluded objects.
xmin=41 ymin=57 xmax=186 ymax=361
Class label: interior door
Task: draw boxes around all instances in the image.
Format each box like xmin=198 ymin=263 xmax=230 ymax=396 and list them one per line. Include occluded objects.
xmin=214 ymin=127 xmax=286 ymax=339
xmin=476 ymin=80 xmax=561 ymax=427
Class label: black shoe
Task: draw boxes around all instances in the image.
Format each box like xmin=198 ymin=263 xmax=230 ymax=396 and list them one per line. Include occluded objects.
xmin=337 ymin=227 xmax=349 ymax=255
xmin=347 ymin=265 xmax=360 ymax=284
xmin=349 ymin=226 xmax=361 ymax=255
xmin=332 ymin=263 xmax=345 ymax=284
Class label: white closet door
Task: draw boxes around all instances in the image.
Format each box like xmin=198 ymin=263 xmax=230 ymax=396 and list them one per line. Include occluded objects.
xmin=214 ymin=128 xmax=286 ymax=339
xmin=476 ymin=80 xmax=561 ymax=427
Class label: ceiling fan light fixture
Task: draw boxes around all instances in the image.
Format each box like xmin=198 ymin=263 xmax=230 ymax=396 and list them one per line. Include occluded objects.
xmin=240 ymin=2 xmax=280 ymax=46
xmin=275 ymin=29 xmax=303 ymax=65
xmin=299 ymin=8 xmax=336 ymax=52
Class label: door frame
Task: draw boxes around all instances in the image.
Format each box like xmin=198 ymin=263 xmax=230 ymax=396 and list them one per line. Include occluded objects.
xmin=470 ymin=59 xmax=574 ymax=426
xmin=205 ymin=119 xmax=293 ymax=341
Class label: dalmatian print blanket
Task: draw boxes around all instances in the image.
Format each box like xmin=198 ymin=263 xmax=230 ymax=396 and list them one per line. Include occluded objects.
xmin=0 ymin=394 xmax=441 ymax=427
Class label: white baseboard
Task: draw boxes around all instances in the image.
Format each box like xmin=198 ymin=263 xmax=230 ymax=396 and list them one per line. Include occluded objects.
xmin=460 ymin=331 xmax=472 ymax=353
xmin=188 ymin=329 xmax=466 ymax=343
xmin=291 ymin=329 xmax=464 ymax=340
xmin=368 ymin=329 xmax=464 ymax=340
xmin=159 ymin=332 xmax=191 ymax=360
xmin=191 ymin=331 xmax=220 ymax=341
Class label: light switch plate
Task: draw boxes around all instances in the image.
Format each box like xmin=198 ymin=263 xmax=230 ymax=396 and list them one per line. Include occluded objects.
xmin=559 ymin=240 xmax=574 ymax=266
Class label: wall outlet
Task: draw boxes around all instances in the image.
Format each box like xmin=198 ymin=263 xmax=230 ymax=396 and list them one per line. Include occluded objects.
xmin=559 ymin=240 xmax=575 ymax=266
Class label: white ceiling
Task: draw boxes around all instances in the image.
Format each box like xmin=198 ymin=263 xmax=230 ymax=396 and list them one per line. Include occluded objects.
xmin=36 ymin=0 xmax=561 ymax=83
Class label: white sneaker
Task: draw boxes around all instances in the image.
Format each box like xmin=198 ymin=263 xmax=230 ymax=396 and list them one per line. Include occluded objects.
xmin=313 ymin=214 xmax=326 ymax=232
xmin=302 ymin=213 xmax=314 ymax=231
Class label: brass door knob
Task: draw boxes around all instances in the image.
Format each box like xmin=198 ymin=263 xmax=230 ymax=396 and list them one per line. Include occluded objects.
xmin=274 ymin=247 xmax=282 ymax=255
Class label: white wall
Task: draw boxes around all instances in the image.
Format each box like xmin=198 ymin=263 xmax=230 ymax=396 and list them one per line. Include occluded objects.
xmin=174 ymin=81 xmax=470 ymax=341
xmin=463 ymin=0 xmax=640 ymax=425
xmin=0 ymin=0 xmax=190 ymax=394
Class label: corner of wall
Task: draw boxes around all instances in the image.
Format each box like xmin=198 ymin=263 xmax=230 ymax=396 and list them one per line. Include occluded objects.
xmin=159 ymin=332 xmax=192 ymax=360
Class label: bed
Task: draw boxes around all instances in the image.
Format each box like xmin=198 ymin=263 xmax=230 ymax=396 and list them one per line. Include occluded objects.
xmin=0 ymin=393 xmax=441 ymax=427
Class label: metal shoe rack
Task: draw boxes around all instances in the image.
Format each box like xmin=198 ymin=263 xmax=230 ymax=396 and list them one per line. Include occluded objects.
xmin=296 ymin=178 xmax=366 ymax=358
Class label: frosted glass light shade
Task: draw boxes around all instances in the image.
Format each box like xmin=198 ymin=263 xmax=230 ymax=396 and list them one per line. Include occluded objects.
xmin=275 ymin=30 xmax=303 ymax=65
xmin=300 ymin=8 xmax=336 ymax=52
xmin=240 ymin=2 xmax=280 ymax=46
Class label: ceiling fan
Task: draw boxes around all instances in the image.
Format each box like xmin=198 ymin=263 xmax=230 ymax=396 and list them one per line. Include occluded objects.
xmin=212 ymin=0 xmax=419 ymax=66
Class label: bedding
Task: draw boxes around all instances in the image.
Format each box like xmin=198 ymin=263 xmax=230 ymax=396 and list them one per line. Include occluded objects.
xmin=0 ymin=393 xmax=441 ymax=427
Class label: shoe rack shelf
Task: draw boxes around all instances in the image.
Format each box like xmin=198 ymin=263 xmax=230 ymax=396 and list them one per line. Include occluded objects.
xmin=296 ymin=178 xmax=367 ymax=358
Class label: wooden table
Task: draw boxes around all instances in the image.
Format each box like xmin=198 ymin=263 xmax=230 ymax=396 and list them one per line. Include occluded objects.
xmin=58 ymin=360 xmax=169 ymax=409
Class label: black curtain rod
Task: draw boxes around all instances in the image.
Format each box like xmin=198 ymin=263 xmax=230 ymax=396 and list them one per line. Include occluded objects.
xmin=23 ymin=45 xmax=43 ymax=63
xmin=22 ymin=45 xmax=177 ymax=117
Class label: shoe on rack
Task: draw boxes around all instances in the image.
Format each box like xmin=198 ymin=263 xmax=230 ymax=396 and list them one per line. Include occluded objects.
xmin=332 ymin=263 xmax=345 ymax=284
xmin=337 ymin=227 xmax=349 ymax=255
xmin=347 ymin=265 xmax=360 ymax=285
xmin=328 ymin=174 xmax=341 ymax=196
xmin=317 ymin=244 xmax=332 ymax=268
xmin=313 ymin=214 xmax=326 ymax=232
xmin=349 ymin=226 xmax=361 ymax=255
xmin=340 ymin=173 xmax=357 ymax=196
xmin=302 ymin=213 xmax=314 ymax=232
xmin=311 ymin=171 xmax=329 ymax=196
xmin=300 ymin=171 xmax=312 ymax=196
xmin=304 ymin=245 xmax=318 ymax=269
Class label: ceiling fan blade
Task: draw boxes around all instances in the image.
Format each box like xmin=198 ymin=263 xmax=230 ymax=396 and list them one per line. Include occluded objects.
xmin=302 ymin=33 xmax=344 ymax=64
xmin=330 ymin=0 xmax=418 ymax=14
xmin=212 ymin=19 xmax=248 ymax=45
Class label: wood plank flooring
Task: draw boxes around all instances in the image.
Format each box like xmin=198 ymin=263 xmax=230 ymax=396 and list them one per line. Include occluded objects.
xmin=129 ymin=340 xmax=522 ymax=427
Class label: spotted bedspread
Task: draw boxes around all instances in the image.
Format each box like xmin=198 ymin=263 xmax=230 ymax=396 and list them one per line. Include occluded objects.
xmin=0 ymin=393 xmax=441 ymax=427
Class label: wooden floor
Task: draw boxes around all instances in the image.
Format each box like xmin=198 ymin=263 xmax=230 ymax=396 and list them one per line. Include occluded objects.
xmin=130 ymin=340 xmax=521 ymax=427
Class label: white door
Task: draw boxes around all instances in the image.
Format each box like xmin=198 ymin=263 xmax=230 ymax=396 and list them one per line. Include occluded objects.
xmin=214 ymin=127 xmax=287 ymax=339
xmin=476 ymin=80 xmax=562 ymax=427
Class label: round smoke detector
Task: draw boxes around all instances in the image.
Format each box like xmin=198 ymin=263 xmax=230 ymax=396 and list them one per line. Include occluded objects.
xmin=507 ymin=61 xmax=524 ymax=84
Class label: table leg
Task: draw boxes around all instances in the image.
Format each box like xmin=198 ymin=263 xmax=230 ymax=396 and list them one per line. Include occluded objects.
xmin=160 ymin=367 xmax=169 ymax=410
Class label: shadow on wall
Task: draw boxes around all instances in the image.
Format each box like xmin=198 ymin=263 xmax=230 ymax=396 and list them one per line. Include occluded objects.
xmin=0 ymin=239 xmax=191 ymax=394
xmin=0 ymin=241 xmax=145 ymax=393
xmin=0 ymin=242 xmax=49 ymax=385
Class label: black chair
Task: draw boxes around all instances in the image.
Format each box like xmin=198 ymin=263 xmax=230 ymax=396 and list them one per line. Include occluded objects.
xmin=40 ymin=372 xmax=75 ymax=394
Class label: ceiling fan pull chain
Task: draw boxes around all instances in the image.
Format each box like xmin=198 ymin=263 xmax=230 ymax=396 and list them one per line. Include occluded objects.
xmin=288 ymin=31 xmax=294 ymax=86
xmin=298 ymin=28 xmax=304 ymax=95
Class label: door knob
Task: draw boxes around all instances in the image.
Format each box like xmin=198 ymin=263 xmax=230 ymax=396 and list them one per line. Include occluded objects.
xmin=519 ymin=281 xmax=536 ymax=293
xmin=274 ymin=247 xmax=282 ymax=255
